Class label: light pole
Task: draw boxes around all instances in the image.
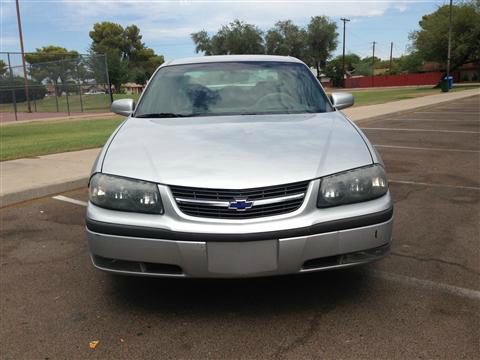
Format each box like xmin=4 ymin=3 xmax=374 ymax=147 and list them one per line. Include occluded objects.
xmin=371 ymin=41 xmax=376 ymax=87
xmin=389 ymin=41 xmax=394 ymax=74
xmin=15 ymin=0 xmax=31 ymax=112
xmin=340 ymin=18 xmax=350 ymax=88
xmin=446 ymin=0 xmax=453 ymax=91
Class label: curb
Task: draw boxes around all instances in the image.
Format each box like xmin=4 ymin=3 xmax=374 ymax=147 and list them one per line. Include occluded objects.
xmin=0 ymin=112 xmax=117 ymax=126
xmin=0 ymin=176 xmax=88 ymax=208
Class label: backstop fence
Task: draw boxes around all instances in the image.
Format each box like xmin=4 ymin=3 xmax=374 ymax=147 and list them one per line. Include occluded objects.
xmin=0 ymin=52 xmax=111 ymax=121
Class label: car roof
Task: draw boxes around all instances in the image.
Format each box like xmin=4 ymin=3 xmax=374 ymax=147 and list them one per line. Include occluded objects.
xmin=163 ymin=55 xmax=304 ymax=67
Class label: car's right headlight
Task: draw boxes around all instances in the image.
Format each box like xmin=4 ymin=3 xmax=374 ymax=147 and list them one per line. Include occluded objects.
xmin=89 ymin=173 xmax=164 ymax=214
xmin=317 ymin=164 xmax=388 ymax=208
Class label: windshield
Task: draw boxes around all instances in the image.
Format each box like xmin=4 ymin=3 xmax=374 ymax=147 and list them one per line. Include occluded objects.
xmin=134 ymin=61 xmax=332 ymax=117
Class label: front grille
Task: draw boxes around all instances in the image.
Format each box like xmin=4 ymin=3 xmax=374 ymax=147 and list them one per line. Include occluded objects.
xmin=170 ymin=181 xmax=309 ymax=219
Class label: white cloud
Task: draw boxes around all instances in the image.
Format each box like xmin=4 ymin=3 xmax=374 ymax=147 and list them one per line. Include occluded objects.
xmin=60 ymin=0 xmax=406 ymax=43
xmin=1 ymin=1 xmax=417 ymax=58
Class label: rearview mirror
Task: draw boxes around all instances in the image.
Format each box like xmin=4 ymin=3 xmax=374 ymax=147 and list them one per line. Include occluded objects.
xmin=330 ymin=92 xmax=354 ymax=110
xmin=111 ymin=98 xmax=135 ymax=116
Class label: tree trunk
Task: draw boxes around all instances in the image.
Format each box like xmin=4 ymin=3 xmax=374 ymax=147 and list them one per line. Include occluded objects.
xmin=315 ymin=61 xmax=320 ymax=80
xmin=54 ymin=80 xmax=61 ymax=97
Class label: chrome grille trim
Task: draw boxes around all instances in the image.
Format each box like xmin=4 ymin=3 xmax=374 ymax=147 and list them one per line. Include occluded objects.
xmin=170 ymin=181 xmax=309 ymax=219
xmin=175 ymin=193 xmax=305 ymax=208
xmin=175 ymin=198 xmax=229 ymax=207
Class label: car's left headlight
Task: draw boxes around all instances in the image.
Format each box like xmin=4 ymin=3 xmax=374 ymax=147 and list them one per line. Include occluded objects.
xmin=317 ymin=164 xmax=388 ymax=208
xmin=89 ymin=173 xmax=164 ymax=214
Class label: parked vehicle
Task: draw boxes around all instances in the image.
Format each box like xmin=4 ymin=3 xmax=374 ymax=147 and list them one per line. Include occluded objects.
xmin=85 ymin=90 xmax=106 ymax=95
xmin=86 ymin=55 xmax=393 ymax=278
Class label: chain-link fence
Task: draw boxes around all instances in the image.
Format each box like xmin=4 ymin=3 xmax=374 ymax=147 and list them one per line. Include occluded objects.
xmin=0 ymin=52 xmax=111 ymax=121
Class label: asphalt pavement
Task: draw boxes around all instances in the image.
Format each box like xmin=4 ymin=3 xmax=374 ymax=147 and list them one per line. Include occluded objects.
xmin=1 ymin=96 xmax=479 ymax=359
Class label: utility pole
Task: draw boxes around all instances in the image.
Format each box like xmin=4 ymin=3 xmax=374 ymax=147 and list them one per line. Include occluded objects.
xmin=389 ymin=41 xmax=394 ymax=74
xmin=446 ymin=0 xmax=453 ymax=91
xmin=371 ymin=41 xmax=376 ymax=87
xmin=15 ymin=0 xmax=31 ymax=113
xmin=340 ymin=18 xmax=350 ymax=88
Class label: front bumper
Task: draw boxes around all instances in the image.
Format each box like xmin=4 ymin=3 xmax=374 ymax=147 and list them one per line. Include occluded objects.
xmin=86 ymin=209 xmax=393 ymax=278
xmin=86 ymin=180 xmax=393 ymax=278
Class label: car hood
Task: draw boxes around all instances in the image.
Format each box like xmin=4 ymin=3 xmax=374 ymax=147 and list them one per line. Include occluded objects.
xmin=102 ymin=112 xmax=373 ymax=189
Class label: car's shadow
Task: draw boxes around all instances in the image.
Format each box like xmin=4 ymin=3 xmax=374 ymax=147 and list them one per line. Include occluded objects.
xmin=106 ymin=266 xmax=375 ymax=317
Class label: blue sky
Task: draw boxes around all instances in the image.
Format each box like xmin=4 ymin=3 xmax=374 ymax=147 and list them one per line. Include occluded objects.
xmin=1 ymin=0 xmax=448 ymax=64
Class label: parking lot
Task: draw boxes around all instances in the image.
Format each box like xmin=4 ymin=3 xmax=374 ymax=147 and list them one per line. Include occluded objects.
xmin=1 ymin=96 xmax=479 ymax=359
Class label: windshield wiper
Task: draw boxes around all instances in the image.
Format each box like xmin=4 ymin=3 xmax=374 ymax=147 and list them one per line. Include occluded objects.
xmin=135 ymin=113 xmax=193 ymax=118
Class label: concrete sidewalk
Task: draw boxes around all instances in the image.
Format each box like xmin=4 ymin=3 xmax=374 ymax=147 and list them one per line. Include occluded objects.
xmin=1 ymin=88 xmax=478 ymax=207
xmin=342 ymin=87 xmax=479 ymax=120
xmin=1 ymin=149 xmax=99 ymax=207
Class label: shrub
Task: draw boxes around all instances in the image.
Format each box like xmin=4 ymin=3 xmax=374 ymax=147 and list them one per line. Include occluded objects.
xmin=0 ymin=77 xmax=47 ymax=104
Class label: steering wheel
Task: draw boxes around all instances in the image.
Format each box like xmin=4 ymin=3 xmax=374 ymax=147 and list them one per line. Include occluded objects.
xmin=254 ymin=92 xmax=298 ymax=110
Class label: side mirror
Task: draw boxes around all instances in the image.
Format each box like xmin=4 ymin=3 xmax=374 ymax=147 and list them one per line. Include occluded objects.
xmin=330 ymin=92 xmax=354 ymax=110
xmin=111 ymin=98 xmax=135 ymax=116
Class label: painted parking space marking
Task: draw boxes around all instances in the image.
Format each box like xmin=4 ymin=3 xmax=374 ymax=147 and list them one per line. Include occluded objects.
xmin=415 ymin=111 xmax=479 ymax=115
xmin=361 ymin=127 xmax=480 ymax=134
xmin=378 ymin=118 xmax=479 ymax=122
xmin=389 ymin=179 xmax=480 ymax=191
xmin=374 ymin=144 xmax=480 ymax=153
xmin=372 ymin=271 xmax=480 ymax=301
xmin=52 ymin=195 xmax=88 ymax=207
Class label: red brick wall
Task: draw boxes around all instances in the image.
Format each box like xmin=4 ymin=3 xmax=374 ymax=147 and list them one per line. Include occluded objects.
xmin=344 ymin=72 xmax=460 ymax=88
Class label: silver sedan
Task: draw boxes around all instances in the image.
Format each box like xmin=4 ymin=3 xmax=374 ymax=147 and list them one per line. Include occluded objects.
xmin=86 ymin=55 xmax=393 ymax=278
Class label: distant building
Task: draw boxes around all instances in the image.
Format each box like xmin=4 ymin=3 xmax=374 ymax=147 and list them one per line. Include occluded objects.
xmin=123 ymin=83 xmax=144 ymax=95
xmin=458 ymin=63 xmax=479 ymax=82
xmin=422 ymin=62 xmax=479 ymax=82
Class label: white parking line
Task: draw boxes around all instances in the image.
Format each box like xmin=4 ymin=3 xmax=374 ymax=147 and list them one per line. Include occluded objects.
xmin=381 ymin=118 xmax=479 ymax=122
xmin=372 ymin=271 xmax=480 ymax=301
xmin=415 ymin=111 xmax=479 ymax=115
xmin=389 ymin=179 xmax=480 ymax=191
xmin=374 ymin=144 xmax=480 ymax=153
xmin=52 ymin=195 xmax=88 ymax=207
xmin=361 ymin=127 xmax=479 ymax=134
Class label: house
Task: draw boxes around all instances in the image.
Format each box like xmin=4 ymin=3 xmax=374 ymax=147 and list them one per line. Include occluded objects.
xmin=422 ymin=62 xmax=479 ymax=82
xmin=123 ymin=83 xmax=144 ymax=95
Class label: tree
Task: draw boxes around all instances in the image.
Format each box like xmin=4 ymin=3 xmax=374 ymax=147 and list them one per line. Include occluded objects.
xmin=325 ymin=53 xmax=361 ymax=86
xmin=191 ymin=31 xmax=213 ymax=55
xmin=306 ymin=16 xmax=338 ymax=78
xmin=89 ymin=22 xmax=164 ymax=90
xmin=0 ymin=77 xmax=46 ymax=104
xmin=395 ymin=51 xmax=424 ymax=73
xmin=0 ymin=60 xmax=7 ymax=77
xmin=25 ymin=46 xmax=80 ymax=95
xmin=351 ymin=56 xmax=383 ymax=76
xmin=265 ymin=20 xmax=308 ymax=62
xmin=129 ymin=48 xmax=164 ymax=84
xmin=410 ymin=1 xmax=480 ymax=71
xmin=324 ymin=57 xmax=343 ymax=87
xmin=191 ymin=20 xmax=265 ymax=55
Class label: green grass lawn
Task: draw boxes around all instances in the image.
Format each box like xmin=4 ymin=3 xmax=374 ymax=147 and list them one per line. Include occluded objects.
xmin=348 ymin=85 xmax=478 ymax=106
xmin=0 ymin=93 xmax=140 ymax=113
xmin=0 ymin=117 xmax=123 ymax=161
xmin=1 ymin=85 xmax=477 ymax=161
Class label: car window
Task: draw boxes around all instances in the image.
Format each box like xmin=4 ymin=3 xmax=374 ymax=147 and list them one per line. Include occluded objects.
xmin=135 ymin=61 xmax=332 ymax=117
